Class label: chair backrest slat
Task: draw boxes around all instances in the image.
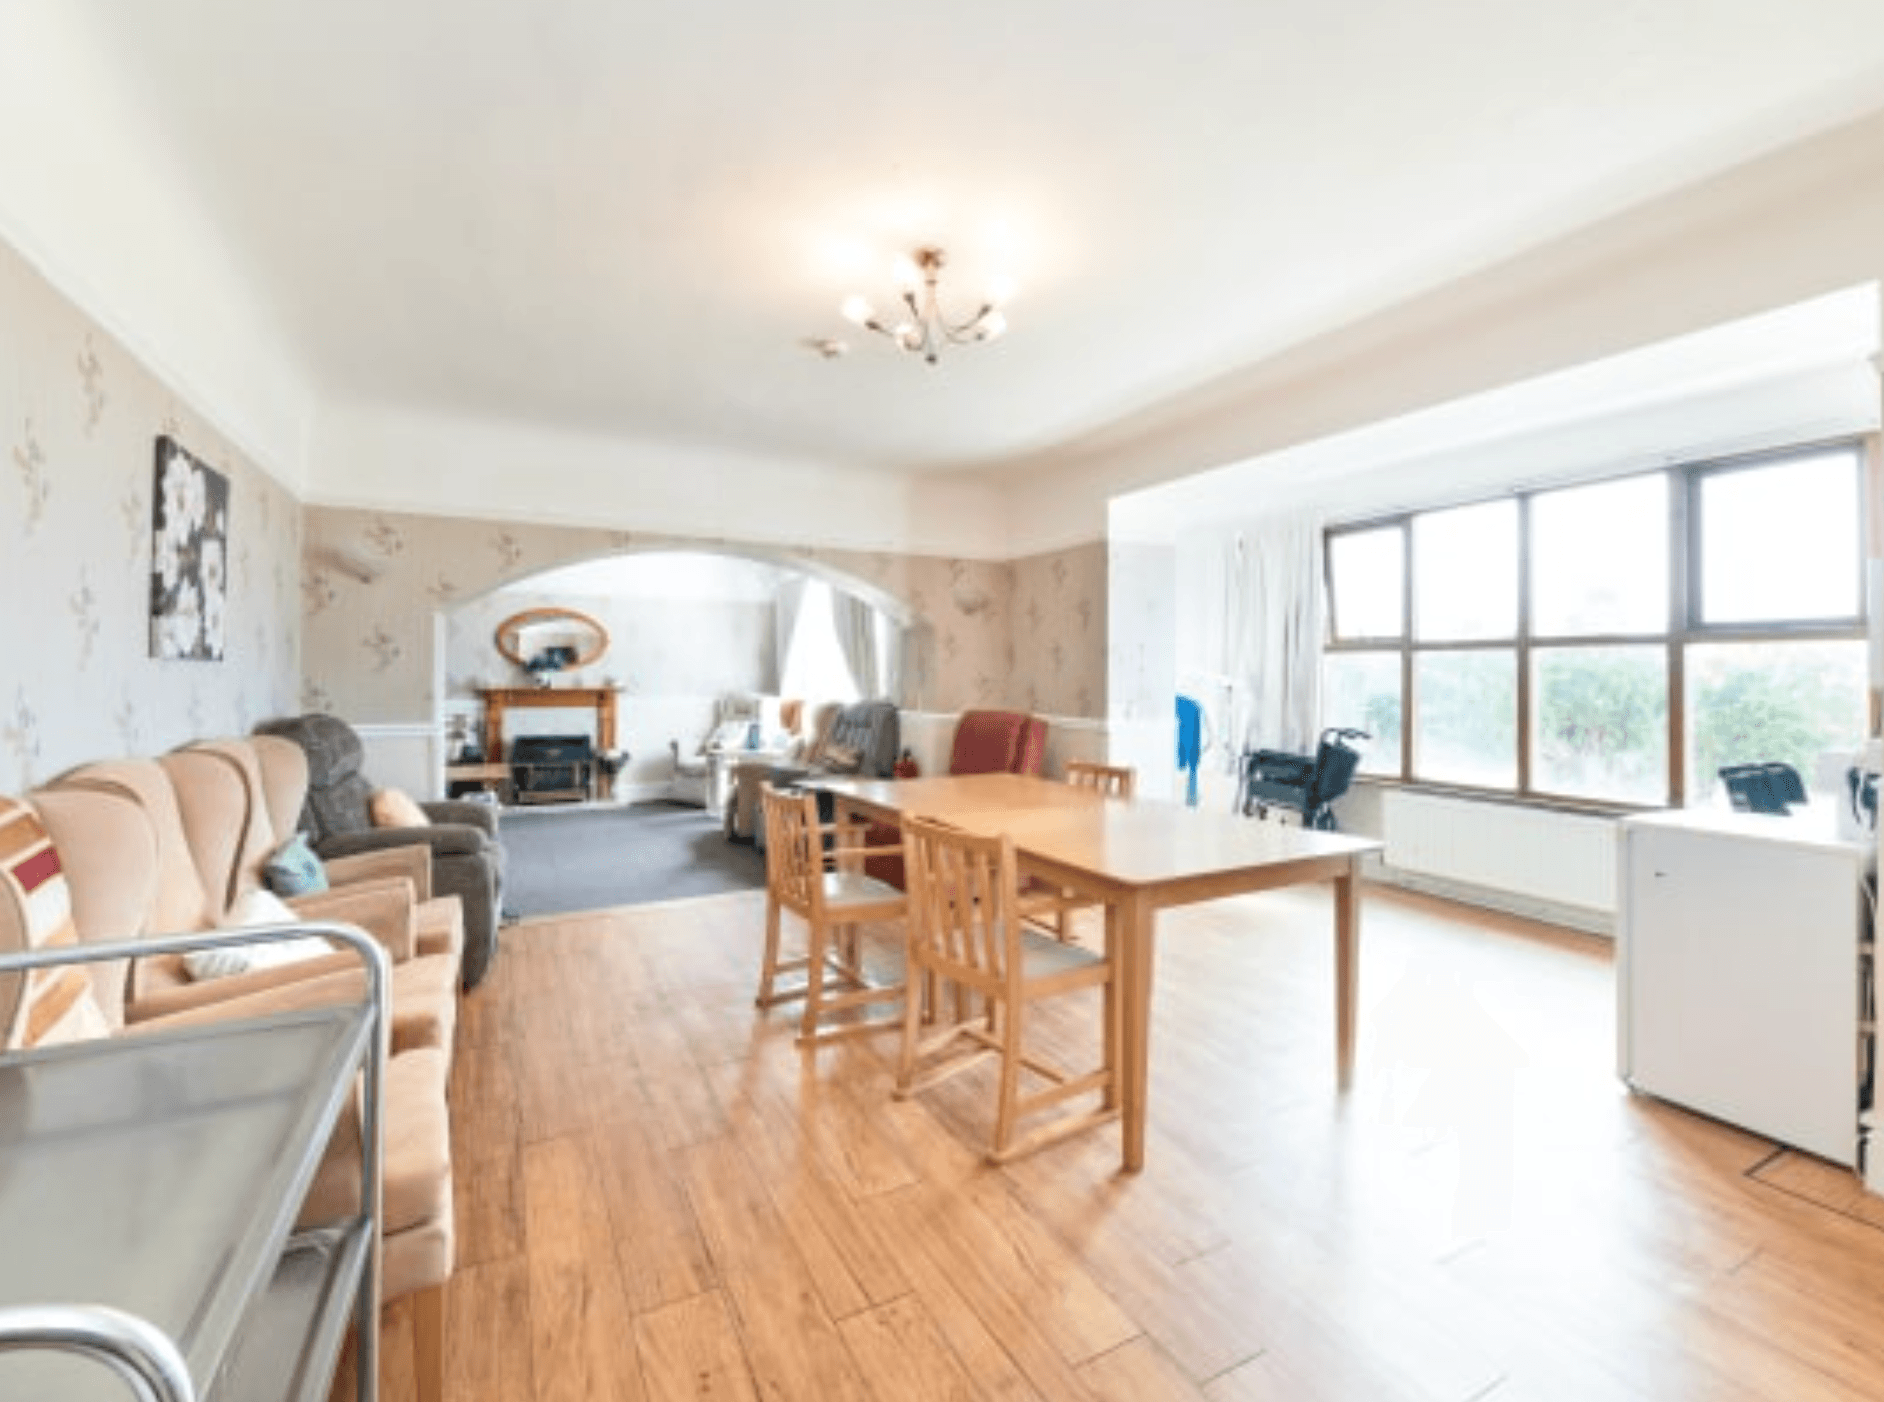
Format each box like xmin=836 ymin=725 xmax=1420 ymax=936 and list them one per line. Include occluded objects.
xmin=1065 ymin=760 xmax=1135 ymax=798
xmin=902 ymin=814 xmax=1019 ymax=992
xmin=761 ymin=785 xmax=824 ymax=919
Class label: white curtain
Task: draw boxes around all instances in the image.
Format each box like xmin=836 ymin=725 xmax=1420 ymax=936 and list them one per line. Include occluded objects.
xmin=879 ymin=615 xmax=906 ymax=706
xmin=1221 ymin=510 xmax=1325 ymax=762
xmin=831 ymin=589 xmax=881 ymax=698
xmin=774 ymin=574 xmax=808 ymax=692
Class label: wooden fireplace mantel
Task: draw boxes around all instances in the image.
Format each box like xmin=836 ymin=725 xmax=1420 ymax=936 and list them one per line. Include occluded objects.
xmin=479 ymin=686 xmax=620 ymax=799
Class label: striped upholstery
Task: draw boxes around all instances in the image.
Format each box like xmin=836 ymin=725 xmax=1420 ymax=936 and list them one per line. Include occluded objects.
xmin=0 ymin=797 xmax=110 ymax=1050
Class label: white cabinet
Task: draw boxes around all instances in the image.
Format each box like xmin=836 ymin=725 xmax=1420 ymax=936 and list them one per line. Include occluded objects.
xmin=1618 ymin=805 xmax=1873 ymax=1165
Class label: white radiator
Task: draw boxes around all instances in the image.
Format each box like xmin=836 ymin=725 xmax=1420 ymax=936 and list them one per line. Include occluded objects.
xmin=1380 ymin=789 xmax=1617 ymax=914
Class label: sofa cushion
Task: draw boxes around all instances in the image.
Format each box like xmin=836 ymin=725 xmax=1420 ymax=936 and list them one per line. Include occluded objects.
xmin=54 ymin=759 xmax=218 ymax=936
xmin=818 ymin=742 xmax=862 ymax=773
xmin=264 ymin=832 xmax=329 ymax=897
xmin=297 ymin=1045 xmax=452 ymax=1236
xmin=29 ymin=783 xmax=158 ymax=1029
xmin=252 ymin=714 xmax=377 ymax=840
xmin=824 ymin=701 xmax=900 ymax=777
xmin=129 ymin=953 xmax=457 ymax=1057
xmin=184 ymin=889 xmax=337 ymax=981
xmin=370 ymin=788 xmax=430 ymax=828
xmin=0 ymin=798 xmax=112 ymax=1049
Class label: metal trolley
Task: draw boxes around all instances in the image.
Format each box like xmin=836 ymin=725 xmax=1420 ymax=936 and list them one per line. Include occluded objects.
xmin=1237 ymin=727 xmax=1369 ymax=831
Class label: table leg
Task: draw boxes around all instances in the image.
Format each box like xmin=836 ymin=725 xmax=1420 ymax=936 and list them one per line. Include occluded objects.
xmin=1334 ymin=858 xmax=1359 ymax=1090
xmin=1116 ymin=890 xmax=1154 ymax=1172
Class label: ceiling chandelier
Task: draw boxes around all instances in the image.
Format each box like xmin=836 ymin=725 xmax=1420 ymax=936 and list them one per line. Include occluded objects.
xmin=840 ymin=247 xmax=1008 ymax=364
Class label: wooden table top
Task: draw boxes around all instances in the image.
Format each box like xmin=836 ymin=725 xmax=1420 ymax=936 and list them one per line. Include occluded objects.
xmin=815 ymin=772 xmax=1379 ymax=888
xmin=816 ymin=771 xmax=1102 ymax=816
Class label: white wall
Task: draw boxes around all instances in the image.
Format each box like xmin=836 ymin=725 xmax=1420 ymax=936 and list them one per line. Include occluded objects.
xmin=984 ymin=107 xmax=1884 ymax=543
xmin=0 ymin=6 xmax=313 ymax=491
xmin=307 ymin=399 xmax=1020 ymax=561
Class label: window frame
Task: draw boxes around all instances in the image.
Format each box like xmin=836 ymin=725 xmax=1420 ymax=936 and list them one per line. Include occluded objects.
xmin=1322 ymin=440 xmax=1869 ymax=811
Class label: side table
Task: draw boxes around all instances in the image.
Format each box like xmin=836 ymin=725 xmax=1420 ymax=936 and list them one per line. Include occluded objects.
xmin=445 ymin=761 xmax=511 ymax=803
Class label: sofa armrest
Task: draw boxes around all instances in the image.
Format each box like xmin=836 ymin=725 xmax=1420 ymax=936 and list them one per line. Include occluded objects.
xmin=289 ymin=877 xmax=419 ymax=963
xmin=126 ymin=951 xmax=360 ymax=1021
xmin=318 ymin=823 xmax=489 ymax=861
xmin=420 ymin=798 xmax=498 ymax=836
xmin=325 ymin=844 xmax=434 ymax=902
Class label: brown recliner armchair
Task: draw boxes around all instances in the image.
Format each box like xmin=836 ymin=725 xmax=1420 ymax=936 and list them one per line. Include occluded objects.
xmin=255 ymin=713 xmax=503 ymax=989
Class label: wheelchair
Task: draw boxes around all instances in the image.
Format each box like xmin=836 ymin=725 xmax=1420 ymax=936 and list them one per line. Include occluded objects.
xmin=1236 ymin=727 xmax=1369 ymax=831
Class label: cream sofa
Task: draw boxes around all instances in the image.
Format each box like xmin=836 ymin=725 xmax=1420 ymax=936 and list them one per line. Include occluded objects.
xmin=1 ymin=736 xmax=462 ymax=1402
xmin=669 ymin=692 xmax=806 ymax=809
xmin=56 ymin=741 xmax=462 ymax=1055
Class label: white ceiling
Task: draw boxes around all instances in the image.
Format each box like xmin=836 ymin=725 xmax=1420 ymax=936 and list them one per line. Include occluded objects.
xmin=47 ymin=1 xmax=1884 ymax=484
xmin=1118 ymin=285 xmax=1884 ymax=535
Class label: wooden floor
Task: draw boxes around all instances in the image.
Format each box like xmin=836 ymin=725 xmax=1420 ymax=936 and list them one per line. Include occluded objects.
xmin=346 ymin=883 xmax=1884 ymax=1401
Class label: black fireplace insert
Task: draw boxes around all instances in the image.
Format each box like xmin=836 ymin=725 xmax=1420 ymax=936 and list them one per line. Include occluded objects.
xmin=509 ymin=734 xmax=596 ymax=804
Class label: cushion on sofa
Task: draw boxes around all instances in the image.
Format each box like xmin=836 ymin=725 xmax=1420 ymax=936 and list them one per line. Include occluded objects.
xmin=264 ymin=832 xmax=329 ymax=897
xmin=370 ymin=788 xmax=430 ymax=828
xmin=0 ymin=798 xmax=111 ymax=1049
xmin=184 ymin=889 xmax=338 ymax=981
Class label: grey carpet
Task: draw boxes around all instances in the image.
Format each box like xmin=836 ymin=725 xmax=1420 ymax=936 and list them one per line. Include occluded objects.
xmin=498 ymin=801 xmax=765 ymax=919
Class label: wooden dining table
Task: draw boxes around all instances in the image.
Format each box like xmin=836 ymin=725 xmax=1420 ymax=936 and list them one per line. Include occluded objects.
xmin=811 ymin=772 xmax=1382 ymax=1171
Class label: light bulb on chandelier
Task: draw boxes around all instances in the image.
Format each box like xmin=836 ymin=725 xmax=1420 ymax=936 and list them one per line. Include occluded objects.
xmin=840 ymin=247 xmax=1009 ymax=364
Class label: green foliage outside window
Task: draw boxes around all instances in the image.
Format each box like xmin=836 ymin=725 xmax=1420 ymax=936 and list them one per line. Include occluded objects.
xmin=1533 ymin=647 xmax=1665 ymax=802
xmin=1686 ymin=642 xmax=1868 ymax=801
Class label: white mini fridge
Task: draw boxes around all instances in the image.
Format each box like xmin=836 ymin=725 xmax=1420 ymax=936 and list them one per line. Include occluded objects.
xmin=1617 ymin=805 xmax=1873 ymax=1166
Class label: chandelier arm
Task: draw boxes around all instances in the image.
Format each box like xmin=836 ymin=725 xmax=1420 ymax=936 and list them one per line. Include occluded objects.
xmin=939 ymin=302 xmax=999 ymax=343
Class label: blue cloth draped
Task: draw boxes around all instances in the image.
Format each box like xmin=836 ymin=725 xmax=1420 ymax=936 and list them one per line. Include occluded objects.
xmin=1175 ymin=695 xmax=1203 ymax=807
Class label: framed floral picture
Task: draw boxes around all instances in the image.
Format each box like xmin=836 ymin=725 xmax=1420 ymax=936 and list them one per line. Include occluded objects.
xmin=149 ymin=435 xmax=229 ymax=661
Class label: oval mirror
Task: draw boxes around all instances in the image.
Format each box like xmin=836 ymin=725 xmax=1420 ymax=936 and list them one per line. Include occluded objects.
xmin=495 ymin=607 xmax=609 ymax=674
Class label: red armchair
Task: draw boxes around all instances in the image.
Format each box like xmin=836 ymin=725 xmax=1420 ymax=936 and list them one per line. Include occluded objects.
xmin=947 ymin=708 xmax=1049 ymax=777
xmin=867 ymin=710 xmax=1049 ymax=888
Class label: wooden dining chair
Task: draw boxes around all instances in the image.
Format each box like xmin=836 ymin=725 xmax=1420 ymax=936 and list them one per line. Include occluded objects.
xmin=1026 ymin=760 xmax=1138 ymax=941
xmin=896 ymin=813 xmax=1119 ymax=1162
xmin=1065 ymin=759 xmax=1136 ymax=798
xmin=755 ymin=784 xmax=909 ymax=1045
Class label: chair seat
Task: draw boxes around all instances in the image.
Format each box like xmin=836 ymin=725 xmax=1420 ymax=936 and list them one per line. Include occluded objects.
xmin=823 ymin=869 xmax=903 ymax=910
xmin=1017 ymin=927 xmax=1105 ymax=979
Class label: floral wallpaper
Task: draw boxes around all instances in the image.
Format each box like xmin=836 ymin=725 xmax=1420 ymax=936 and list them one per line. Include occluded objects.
xmin=0 ymin=237 xmax=302 ymax=796
xmin=1010 ymin=543 xmax=1107 ymax=718
xmin=302 ymin=506 xmax=1104 ymax=727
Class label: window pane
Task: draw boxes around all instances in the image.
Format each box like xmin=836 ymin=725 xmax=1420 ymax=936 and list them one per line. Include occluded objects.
xmin=1531 ymin=645 xmax=1668 ymax=803
xmin=1328 ymin=527 xmax=1403 ymax=640
xmin=1323 ymin=651 xmax=1400 ymax=775
xmin=1414 ymin=650 xmax=1516 ymax=787
xmin=1413 ymin=501 xmax=1517 ymax=641
xmin=1698 ymin=450 xmax=1862 ymax=625
xmin=1684 ymin=639 xmax=1868 ymax=804
xmin=1532 ymin=475 xmax=1669 ymax=635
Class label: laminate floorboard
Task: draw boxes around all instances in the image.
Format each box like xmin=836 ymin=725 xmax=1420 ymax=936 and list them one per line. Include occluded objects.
xmin=336 ymin=883 xmax=1884 ymax=1401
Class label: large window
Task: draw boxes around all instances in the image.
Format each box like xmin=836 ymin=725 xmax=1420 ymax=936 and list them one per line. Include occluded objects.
xmin=1323 ymin=444 xmax=1869 ymax=807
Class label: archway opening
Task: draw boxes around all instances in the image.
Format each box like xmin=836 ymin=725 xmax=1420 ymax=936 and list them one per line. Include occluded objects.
xmin=438 ymin=546 xmax=914 ymax=804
